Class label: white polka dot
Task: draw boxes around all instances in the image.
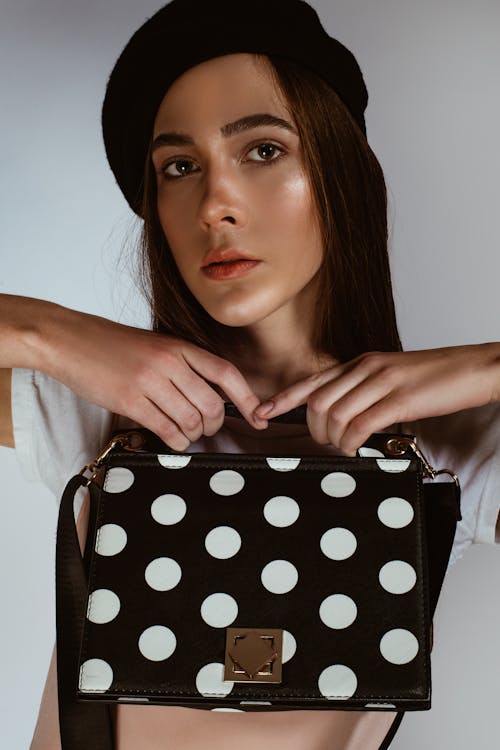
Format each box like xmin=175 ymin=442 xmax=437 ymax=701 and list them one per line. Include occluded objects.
xmin=320 ymin=528 xmax=357 ymax=560
xmin=380 ymin=629 xmax=419 ymax=664
xmin=145 ymin=557 xmax=182 ymax=591
xmin=379 ymin=561 xmax=417 ymax=594
xmin=261 ymin=560 xmax=298 ymax=594
xmin=196 ymin=662 xmax=234 ymax=697
xmin=87 ymin=589 xmax=120 ymax=624
xmin=201 ymin=593 xmax=238 ymax=628
xmin=205 ymin=526 xmax=241 ymax=559
xmin=365 ymin=703 xmax=397 ymax=708
xmin=158 ymin=454 xmax=192 ymax=468
xmin=376 ymin=459 xmax=411 ymax=473
xmin=138 ymin=625 xmax=176 ymax=661
xmin=265 ymin=457 xmax=301 ymax=471
xmin=95 ymin=524 xmax=127 ymax=556
xmin=357 ymin=447 xmax=385 ymax=458
xmin=318 ymin=664 xmax=357 ymax=699
xmin=263 ymin=496 xmax=300 ymax=527
xmin=282 ymin=630 xmax=297 ymax=663
xmin=151 ymin=494 xmax=187 ymax=525
xmin=377 ymin=497 xmax=414 ymax=528
xmin=321 ymin=472 xmax=356 ymax=497
xmin=79 ymin=658 xmax=113 ymax=692
xmin=319 ymin=594 xmax=358 ymax=629
xmin=211 ymin=707 xmax=244 ymax=712
xmin=209 ymin=470 xmax=245 ymax=495
xmin=104 ymin=467 xmax=135 ymax=493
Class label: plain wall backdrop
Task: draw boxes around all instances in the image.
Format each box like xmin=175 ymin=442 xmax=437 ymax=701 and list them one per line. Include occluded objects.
xmin=1 ymin=1 xmax=499 ymax=748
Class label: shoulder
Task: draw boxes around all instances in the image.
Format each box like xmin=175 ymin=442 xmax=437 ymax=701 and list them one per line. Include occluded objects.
xmin=10 ymin=368 xmax=139 ymax=497
xmin=403 ymin=402 xmax=500 ymax=562
xmin=402 ymin=401 xmax=500 ymax=476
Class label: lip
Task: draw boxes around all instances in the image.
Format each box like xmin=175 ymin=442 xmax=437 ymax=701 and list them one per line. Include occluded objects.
xmin=201 ymin=259 xmax=261 ymax=280
xmin=201 ymin=247 xmax=259 ymax=267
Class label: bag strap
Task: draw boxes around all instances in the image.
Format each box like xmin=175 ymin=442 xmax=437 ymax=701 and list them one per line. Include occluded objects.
xmin=56 ymin=474 xmax=115 ymax=749
xmin=56 ymin=443 xmax=461 ymax=749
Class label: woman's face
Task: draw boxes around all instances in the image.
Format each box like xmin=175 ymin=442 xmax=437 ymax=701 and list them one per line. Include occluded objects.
xmin=151 ymin=53 xmax=324 ymax=332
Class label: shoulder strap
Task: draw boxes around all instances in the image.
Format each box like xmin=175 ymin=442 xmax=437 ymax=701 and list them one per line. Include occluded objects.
xmin=56 ymin=475 xmax=115 ymax=749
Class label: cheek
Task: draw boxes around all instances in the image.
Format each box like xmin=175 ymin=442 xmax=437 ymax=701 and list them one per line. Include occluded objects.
xmin=157 ymin=199 xmax=181 ymax=245
xmin=265 ymin=169 xmax=317 ymax=232
xmin=269 ymin=175 xmax=323 ymax=268
xmin=156 ymin=200 xmax=192 ymax=273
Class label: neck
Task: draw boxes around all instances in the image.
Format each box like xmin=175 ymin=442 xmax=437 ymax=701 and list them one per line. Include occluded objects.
xmin=222 ymin=326 xmax=338 ymax=404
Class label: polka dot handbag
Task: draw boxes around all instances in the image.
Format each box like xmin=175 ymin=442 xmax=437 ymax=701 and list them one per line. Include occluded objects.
xmin=55 ymin=403 xmax=461 ymax=749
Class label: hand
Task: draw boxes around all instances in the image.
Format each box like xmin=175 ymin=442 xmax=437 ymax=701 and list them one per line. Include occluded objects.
xmin=253 ymin=343 xmax=500 ymax=456
xmin=37 ymin=304 xmax=268 ymax=451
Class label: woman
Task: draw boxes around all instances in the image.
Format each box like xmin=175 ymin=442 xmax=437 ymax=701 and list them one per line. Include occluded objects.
xmin=1 ymin=0 xmax=499 ymax=748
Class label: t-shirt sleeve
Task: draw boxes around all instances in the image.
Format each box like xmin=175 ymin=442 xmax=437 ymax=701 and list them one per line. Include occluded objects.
xmin=10 ymin=367 xmax=119 ymax=501
xmin=404 ymin=401 xmax=500 ymax=566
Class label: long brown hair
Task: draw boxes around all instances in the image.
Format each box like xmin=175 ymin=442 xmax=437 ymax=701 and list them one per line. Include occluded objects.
xmin=137 ymin=53 xmax=403 ymax=364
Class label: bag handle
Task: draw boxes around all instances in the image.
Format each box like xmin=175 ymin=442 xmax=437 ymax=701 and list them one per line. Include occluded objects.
xmin=224 ymin=400 xmax=308 ymax=424
xmin=223 ymin=400 xmax=404 ymax=433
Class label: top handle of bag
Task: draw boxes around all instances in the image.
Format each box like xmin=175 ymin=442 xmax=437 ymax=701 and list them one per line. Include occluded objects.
xmin=85 ymin=403 xmax=459 ymax=491
xmin=223 ymin=400 xmax=309 ymax=424
xmin=223 ymin=401 xmax=408 ymax=434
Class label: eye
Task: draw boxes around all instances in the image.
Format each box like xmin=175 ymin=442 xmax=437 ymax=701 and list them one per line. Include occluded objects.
xmin=246 ymin=142 xmax=286 ymax=164
xmin=161 ymin=159 xmax=198 ymax=180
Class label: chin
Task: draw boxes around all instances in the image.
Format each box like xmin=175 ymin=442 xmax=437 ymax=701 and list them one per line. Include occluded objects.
xmin=192 ymin=285 xmax=285 ymax=328
xmin=207 ymin=301 xmax=280 ymax=328
xmin=207 ymin=308 xmax=262 ymax=327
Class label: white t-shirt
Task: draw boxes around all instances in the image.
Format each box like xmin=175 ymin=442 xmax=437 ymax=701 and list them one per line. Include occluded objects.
xmin=10 ymin=367 xmax=500 ymax=750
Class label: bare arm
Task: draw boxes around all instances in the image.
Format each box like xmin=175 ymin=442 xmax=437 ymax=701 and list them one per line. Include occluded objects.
xmin=0 ymin=293 xmax=268 ymax=452
xmin=0 ymin=294 xmax=58 ymax=449
xmin=0 ymin=368 xmax=13 ymax=448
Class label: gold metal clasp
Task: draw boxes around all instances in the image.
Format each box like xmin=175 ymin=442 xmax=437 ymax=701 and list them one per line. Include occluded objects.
xmin=385 ymin=436 xmax=435 ymax=477
xmin=79 ymin=431 xmax=146 ymax=486
xmin=384 ymin=435 xmax=460 ymax=490
xmin=224 ymin=628 xmax=283 ymax=684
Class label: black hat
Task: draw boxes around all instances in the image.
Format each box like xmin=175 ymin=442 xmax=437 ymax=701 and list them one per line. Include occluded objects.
xmin=101 ymin=0 xmax=369 ymax=215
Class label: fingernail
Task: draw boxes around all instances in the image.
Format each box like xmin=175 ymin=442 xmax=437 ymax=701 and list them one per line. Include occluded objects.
xmin=255 ymin=400 xmax=275 ymax=416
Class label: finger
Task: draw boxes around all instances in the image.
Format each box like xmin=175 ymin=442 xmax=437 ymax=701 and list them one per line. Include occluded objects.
xmin=254 ymin=364 xmax=349 ymax=419
xmin=311 ymin=371 xmax=394 ymax=447
xmin=337 ymin=392 xmax=408 ymax=455
xmin=131 ymin=396 xmax=193 ymax=452
xmin=145 ymin=379 xmax=210 ymax=443
xmin=167 ymin=367 xmax=228 ymax=436
xmin=181 ymin=346 xmax=269 ymax=429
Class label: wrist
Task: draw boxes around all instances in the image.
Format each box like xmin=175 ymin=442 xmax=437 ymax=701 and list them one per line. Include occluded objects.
xmin=488 ymin=341 xmax=500 ymax=403
xmin=476 ymin=341 xmax=500 ymax=404
xmin=0 ymin=294 xmax=65 ymax=371
xmin=17 ymin=298 xmax=68 ymax=374
xmin=33 ymin=301 xmax=90 ymax=380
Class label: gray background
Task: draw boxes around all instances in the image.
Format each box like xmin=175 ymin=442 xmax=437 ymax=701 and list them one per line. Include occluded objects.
xmin=1 ymin=1 xmax=499 ymax=747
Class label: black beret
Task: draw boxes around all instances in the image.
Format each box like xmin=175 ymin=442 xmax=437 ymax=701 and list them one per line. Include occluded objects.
xmin=101 ymin=0 xmax=369 ymax=216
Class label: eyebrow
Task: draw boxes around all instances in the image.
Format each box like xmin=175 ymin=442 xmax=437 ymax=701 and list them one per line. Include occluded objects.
xmin=151 ymin=113 xmax=297 ymax=153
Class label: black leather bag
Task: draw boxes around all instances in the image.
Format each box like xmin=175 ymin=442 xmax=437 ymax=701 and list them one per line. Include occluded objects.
xmin=55 ymin=403 xmax=461 ymax=749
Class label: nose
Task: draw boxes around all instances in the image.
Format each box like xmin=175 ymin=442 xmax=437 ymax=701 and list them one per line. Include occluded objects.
xmin=197 ymin=160 xmax=248 ymax=230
